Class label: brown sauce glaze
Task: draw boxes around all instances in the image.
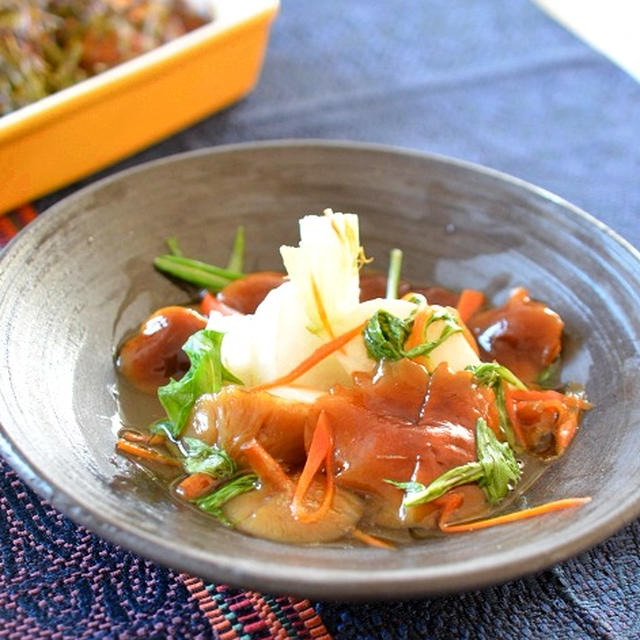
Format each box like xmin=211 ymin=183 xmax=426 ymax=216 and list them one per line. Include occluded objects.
xmin=218 ymin=271 xmax=286 ymax=314
xmin=358 ymin=272 xmax=460 ymax=307
xmin=468 ymin=287 xmax=564 ymax=383
xmin=412 ymin=286 xmax=460 ymax=308
xmin=305 ymin=361 xmax=496 ymax=524
xmin=213 ymin=270 xmax=461 ymax=315
xmin=117 ymin=305 xmax=206 ymax=393
xmin=184 ymin=387 xmax=309 ymax=469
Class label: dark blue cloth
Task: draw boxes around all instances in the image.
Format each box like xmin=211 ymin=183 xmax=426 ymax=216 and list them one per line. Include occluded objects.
xmin=31 ymin=0 xmax=640 ymax=638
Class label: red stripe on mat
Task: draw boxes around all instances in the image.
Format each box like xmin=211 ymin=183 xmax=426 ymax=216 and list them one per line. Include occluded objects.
xmin=183 ymin=576 xmax=240 ymax=640
xmin=0 ymin=214 xmax=19 ymax=246
xmin=17 ymin=203 xmax=38 ymax=224
xmin=183 ymin=575 xmax=333 ymax=640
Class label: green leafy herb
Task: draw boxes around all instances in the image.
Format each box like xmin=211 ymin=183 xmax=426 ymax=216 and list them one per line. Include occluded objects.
xmin=195 ymin=473 xmax=258 ymax=525
xmin=536 ymin=357 xmax=562 ymax=389
xmin=474 ymin=417 xmax=521 ymax=504
xmin=363 ymin=310 xmax=412 ymax=360
xmin=468 ymin=362 xmax=526 ymax=390
xmin=226 ymin=226 xmax=245 ymax=273
xmin=385 ymin=248 xmax=403 ymax=299
xmin=387 ymin=418 xmax=521 ymax=507
xmin=403 ymin=309 xmax=462 ymax=359
xmin=181 ymin=437 xmax=237 ymax=479
xmin=158 ymin=329 xmax=242 ymax=438
xmin=467 ymin=362 xmax=526 ymax=449
xmin=166 ymin=235 xmax=183 ymax=257
xmin=363 ymin=308 xmax=462 ymax=362
xmin=153 ymin=254 xmax=243 ymax=291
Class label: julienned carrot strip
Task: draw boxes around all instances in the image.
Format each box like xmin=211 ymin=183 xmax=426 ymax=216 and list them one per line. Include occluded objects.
xmin=251 ymin=322 xmax=367 ymax=392
xmin=404 ymin=306 xmax=431 ymax=368
xmin=440 ymin=497 xmax=591 ymax=533
xmin=502 ymin=385 xmax=526 ymax=447
xmin=433 ymin=492 xmax=464 ymax=525
xmin=405 ymin=306 xmax=429 ymax=351
xmin=176 ymin=472 xmax=218 ymax=501
xmin=510 ymin=389 xmax=565 ymax=402
xmin=509 ymin=389 xmax=591 ymax=409
xmin=291 ymin=411 xmax=335 ymax=523
xmin=242 ymin=440 xmax=292 ymax=492
xmin=350 ymin=528 xmax=396 ymax=550
xmin=311 ymin=275 xmax=336 ymax=339
xmin=116 ymin=440 xmax=181 ymax=467
xmin=120 ymin=430 xmax=166 ymax=446
xmin=456 ymin=289 xmax=485 ymax=324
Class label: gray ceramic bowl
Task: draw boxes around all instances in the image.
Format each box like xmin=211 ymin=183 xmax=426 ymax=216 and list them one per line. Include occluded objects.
xmin=1 ymin=141 xmax=639 ymax=600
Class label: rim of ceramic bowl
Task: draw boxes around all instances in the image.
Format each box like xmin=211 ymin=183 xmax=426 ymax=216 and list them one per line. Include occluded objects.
xmin=1 ymin=139 xmax=639 ymax=599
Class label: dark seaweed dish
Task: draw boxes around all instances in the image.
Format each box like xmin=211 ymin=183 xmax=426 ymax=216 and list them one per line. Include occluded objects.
xmin=1 ymin=0 xmax=209 ymax=116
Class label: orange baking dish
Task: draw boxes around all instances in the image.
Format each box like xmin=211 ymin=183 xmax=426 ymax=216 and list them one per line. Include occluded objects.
xmin=0 ymin=0 xmax=279 ymax=213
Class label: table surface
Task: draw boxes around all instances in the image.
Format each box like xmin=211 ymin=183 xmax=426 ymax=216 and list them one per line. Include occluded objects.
xmin=2 ymin=1 xmax=639 ymax=638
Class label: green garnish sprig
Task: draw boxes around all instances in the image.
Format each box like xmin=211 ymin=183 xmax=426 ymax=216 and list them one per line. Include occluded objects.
xmin=468 ymin=362 xmax=526 ymax=390
xmin=363 ymin=308 xmax=463 ymax=362
xmin=195 ymin=473 xmax=258 ymax=525
xmin=153 ymin=255 xmax=242 ymax=291
xmin=387 ymin=418 xmax=521 ymax=507
xmin=181 ymin=437 xmax=237 ymax=479
xmin=385 ymin=248 xmax=403 ymax=299
xmin=158 ymin=329 xmax=242 ymax=438
xmin=467 ymin=362 xmax=526 ymax=449
xmin=154 ymin=226 xmax=245 ymax=292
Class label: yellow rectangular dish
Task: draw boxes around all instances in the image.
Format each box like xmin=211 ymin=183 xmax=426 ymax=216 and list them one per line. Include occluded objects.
xmin=0 ymin=0 xmax=279 ymax=213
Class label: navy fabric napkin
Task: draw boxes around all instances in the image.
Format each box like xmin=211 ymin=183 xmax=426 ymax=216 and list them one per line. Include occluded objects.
xmin=6 ymin=0 xmax=639 ymax=638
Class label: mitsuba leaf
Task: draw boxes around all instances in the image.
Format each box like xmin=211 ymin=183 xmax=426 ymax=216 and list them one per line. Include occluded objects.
xmin=468 ymin=362 xmax=526 ymax=390
xmin=195 ymin=473 xmax=258 ymax=525
xmin=181 ymin=437 xmax=237 ymax=479
xmin=536 ymin=357 xmax=562 ymax=389
xmin=363 ymin=308 xmax=463 ymax=363
xmin=475 ymin=418 xmax=521 ymax=504
xmin=363 ymin=310 xmax=412 ymax=360
xmin=157 ymin=329 xmax=242 ymax=438
xmin=467 ymin=362 xmax=526 ymax=449
xmin=390 ymin=418 xmax=521 ymax=507
xmin=388 ymin=465 xmax=483 ymax=507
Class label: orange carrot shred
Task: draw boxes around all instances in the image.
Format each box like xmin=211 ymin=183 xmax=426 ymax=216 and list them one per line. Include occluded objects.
xmin=433 ymin=491 xmax=465 ymax=526
xmin=242 ymin=439 xmax=293 ymax=492
xmin=120 ymin=430 xmax=166 ymax=446
xmin=291 ymin=411 xmax=335 ymax=523
xmin=311 ymin=275 xmax=336 ymax=339
xmin=404 ymin=306 xmax=431 ymax=368
xmin=176 ymin=472 xmax=218 ymax=501
xmin=405 ymin=306 xmax=429 ymax=351
xmin=440 ymin=497 xmax=591 ymax=533
xmin=350 ymin=528 xmax=396 ymax=550
xmin=456 ymin=288 xmax=485 ymax=324
xmin=251 ymin=321 xmax=367 ymax=392
xmin=509 ymin=389 xmax=590 ymax=409
xmin=502 ymin=384 xmax=526 ymax=447
xmin=116 ymin=440 xmax=181 ymax=467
